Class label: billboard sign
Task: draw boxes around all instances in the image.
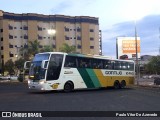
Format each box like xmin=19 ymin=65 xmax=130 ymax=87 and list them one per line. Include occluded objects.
xmin=116 ymin=37 xmax=140 ymax=59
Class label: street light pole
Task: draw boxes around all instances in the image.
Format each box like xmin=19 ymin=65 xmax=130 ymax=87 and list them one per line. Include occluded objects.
xmin=15 ymin=46 xmax=21 ymax=60
xmin=135 ymin=20 xmax=139 ymax=85
xmin=48 ymin=27 xmax=56 ymax=51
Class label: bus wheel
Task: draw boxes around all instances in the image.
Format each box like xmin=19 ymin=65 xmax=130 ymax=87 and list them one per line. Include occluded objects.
xmin=120 ymin=80 xmax=126 ymax=89
xmin=114 ymin=81 xmax=120 ymax=89
xmin=64 ymin=82 xmax=74 ymax=92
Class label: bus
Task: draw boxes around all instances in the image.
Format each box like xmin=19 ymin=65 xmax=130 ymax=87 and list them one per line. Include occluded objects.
xmin=24 ymin=52 xmax=135 ymax=92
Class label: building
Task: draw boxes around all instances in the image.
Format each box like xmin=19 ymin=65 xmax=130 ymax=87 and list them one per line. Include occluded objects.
xmin=0 ymin=10 xmax=101 ymax=71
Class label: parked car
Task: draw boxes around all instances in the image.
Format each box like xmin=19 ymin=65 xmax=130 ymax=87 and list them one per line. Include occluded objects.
xmin=154 ymin=77 xmax=160 ymax=85
xmin=10 ymin=76 xmax=18 ymax=80
xmin=0 ymin=75 xmax=10 ymax=80
xmin=142 ymin=75 xmax=149 ymax=79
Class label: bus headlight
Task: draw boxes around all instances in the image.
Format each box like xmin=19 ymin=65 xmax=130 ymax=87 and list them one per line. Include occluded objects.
xmin=28 ymin=80 xmax=31 ymax=84
xmin=39 ymin=80 xmax=45 ymax=84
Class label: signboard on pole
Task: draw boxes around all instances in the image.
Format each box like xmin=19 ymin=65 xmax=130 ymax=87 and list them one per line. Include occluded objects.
xmin=116 ymin=37 xmax=140 ymax=59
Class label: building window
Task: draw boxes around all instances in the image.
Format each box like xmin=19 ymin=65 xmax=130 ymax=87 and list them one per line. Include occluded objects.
xmin=9 ymin=34 xmax=13 ymax=39
xmin=8 ymin=25 xmax=13 ymax=30
xmin=1 ymin=29 xmax=3 ymax=32
xmin=24 ymin=35 xmax=28 ymax=39
xmin=77 ymin=36 xmax=81 ymax=40
xmin=1 ymin=55 xmax=4 ymax=59
xmin=77 ymin=45 xmax=81 ymax=49
xmin=90 ymin=29 xmax=94 ymax=32
xmin=39 ymin=45 xmax=43 ymax=48
xmin=64 ymin=27 xmax=69 ymax=32
xmin=90 ymin=37 xmax=94 ymax=41
xmin=90 ymin=46 xmax=94 ymax=49
xmin=9 ymin=52 xmax=14 ymax=57
xmin=1 ymin=46 xmax=3 ymax=50
xmin=77 ymin=28 xmax=81 ymax=32
xmin=52 ymin=44 xmax=56 ymax=48
xmin=1 ymin=37 xmax=3 ymax=41
xmin=38 ymin=35 xmax=43 ymax=40
xmin=9 ymin=44 xmax=14 ymax=48
xmin=37 ymin=26 xmax=42 ymax=31
xmin=65 ymin=36 xmax=70 ymax=40
xmin=23 ymin=26 xmax=28 ymax=30
xmin=24 ymin=44 xmax=28 ymax=48
xmin=53 ymin=36 xmax=56 ymax=40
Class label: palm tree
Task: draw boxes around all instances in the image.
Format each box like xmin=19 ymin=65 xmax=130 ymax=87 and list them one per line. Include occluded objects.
xmin=40 ymin=45 xmax=53 ymax=52
xmin=59 ymin=43 xmax=76 ymax=53
xmin=28 ymin=40 xmax=40 ymax=56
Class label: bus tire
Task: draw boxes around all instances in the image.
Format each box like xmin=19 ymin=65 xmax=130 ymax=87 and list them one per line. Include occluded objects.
xmin=64 ymin=82 xmax=74 ymax=92
xmin=114 ymin=81 xmax=120 ymax=89
xmin=120 ymin=80 xmax=126 ymax=89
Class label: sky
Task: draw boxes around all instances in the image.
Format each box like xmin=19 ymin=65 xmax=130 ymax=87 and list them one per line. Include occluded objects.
xmin=1 ymin=0 xmax=160 ymax=58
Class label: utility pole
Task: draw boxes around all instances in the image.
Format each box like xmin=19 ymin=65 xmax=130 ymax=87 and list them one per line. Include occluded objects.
xmin=135 ymin=20 xmax=139 ymax=85
xmin=159 ymin=27 xmax=160 ymax=56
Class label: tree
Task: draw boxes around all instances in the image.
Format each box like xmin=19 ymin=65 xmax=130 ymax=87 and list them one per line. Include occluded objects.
xmin=59 ymin=43 xmax=76 ymax=53
xmin=20 ymin=40 xmax=41 ymax=60
xmin=28 ymin=40 xmax=41 ymax=57
xmin=4 ymin=59 xmax=15 ymax=75
xmin=40 ymin=45 xmax=53 ymax=52
xmin=20 ymin=44 xmax=30 ymax=61
xmin=145 ymin=56 xmax=160 ymax=74
xmin=14 ymin=58 xmax=26 ymax=75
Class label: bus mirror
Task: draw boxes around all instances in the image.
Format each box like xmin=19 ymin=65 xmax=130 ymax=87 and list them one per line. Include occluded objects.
xmin=41 ymin=60 xmax=48 ymax=69
xmin=24 ymin=61 xmax=31 ymax=69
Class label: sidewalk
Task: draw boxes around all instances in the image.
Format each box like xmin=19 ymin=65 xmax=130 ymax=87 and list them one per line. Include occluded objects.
xmin=135 ymin=78 xmax=160 ymax=88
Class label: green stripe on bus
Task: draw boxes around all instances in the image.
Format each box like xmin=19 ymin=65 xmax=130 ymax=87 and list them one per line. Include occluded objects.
xmin=77 ymin=68 xmax=95 ymax=88
xmin=86 ymin=69 xmax=101 ymax=88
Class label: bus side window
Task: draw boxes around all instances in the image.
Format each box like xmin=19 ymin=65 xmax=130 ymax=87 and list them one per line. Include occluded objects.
xmin=78 ymin=58 xmax=91 ymax=68
xmin=111 ymin=61 xmax=115 ymax=70
xmin=128 ymin=62 xmax=134 ymax=71
xmin=104 ymin=60 xmax=110 ymax=69
xmin=64 ymin=56 xmax=77 ymax=68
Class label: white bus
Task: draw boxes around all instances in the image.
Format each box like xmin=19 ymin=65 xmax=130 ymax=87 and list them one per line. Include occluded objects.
xmin=24 ymin=52 xmax=135 ymax=92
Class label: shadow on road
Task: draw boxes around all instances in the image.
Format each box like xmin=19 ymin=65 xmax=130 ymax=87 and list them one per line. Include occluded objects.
xmin=28 ymin=87 xmax=134 ymax=95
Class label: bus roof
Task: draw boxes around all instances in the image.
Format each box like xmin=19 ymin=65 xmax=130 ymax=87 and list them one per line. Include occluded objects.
xmin=36 ymin=52 xmax=134 ymax=63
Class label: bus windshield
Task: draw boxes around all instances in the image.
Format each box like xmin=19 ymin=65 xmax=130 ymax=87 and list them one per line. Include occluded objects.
xmin=29 ymin=53 xmax=50 ymax=81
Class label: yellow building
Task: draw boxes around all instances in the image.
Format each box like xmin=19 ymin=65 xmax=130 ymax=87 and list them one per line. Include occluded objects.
xmin=0 ymin=10 xmax=102 ymax=71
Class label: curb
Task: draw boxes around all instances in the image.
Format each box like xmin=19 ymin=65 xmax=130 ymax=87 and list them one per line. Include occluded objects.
xmin=131 ymin=85 xmax=160 ymax=90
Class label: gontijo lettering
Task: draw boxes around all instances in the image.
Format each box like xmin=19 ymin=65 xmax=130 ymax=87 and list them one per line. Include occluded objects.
xmin=105 ymin=71 xmax=122 ymax=75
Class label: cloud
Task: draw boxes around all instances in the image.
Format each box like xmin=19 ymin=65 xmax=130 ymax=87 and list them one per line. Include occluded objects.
xmin=51 ymin=1 xmax=72 ymax=14
xmin=50 ymin=0 xmax=98 ymax=16
xmin=102 ymin=14 xmax=160 ymax=57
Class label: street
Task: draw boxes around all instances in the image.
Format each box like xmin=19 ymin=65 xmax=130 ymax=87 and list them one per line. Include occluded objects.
xmin=0 ymin=82 xmax=160 ymax=112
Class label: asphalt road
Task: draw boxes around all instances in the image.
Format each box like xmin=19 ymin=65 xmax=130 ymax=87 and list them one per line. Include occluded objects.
xmin=0 ymin=82 xmax=160 ymax=120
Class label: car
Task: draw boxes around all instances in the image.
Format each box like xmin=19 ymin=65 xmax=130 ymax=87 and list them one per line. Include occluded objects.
xmin=154 ymin=77 xmax=160 ymax=85
xmin=0 ymin=76 xmax=10 ymax=82
xmin=0 ymin=75 xmax=10 ymax=80
xmin=142 ymin=75 xmax=148 ymax=79
xmin=10 ymin=76 xmax=18 ymax=80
